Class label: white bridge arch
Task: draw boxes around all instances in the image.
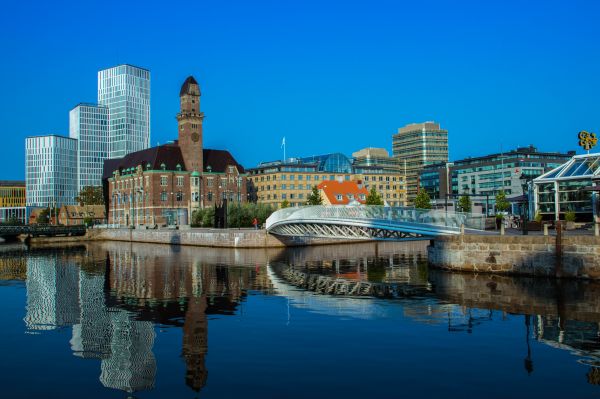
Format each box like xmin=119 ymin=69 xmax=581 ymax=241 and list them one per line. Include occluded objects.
xmin=265 ymin=205 xmax=485 ymax=240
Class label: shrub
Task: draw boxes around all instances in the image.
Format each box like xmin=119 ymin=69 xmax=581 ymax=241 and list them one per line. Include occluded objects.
xmin=565 ymin=211 xmax=576 ymax=222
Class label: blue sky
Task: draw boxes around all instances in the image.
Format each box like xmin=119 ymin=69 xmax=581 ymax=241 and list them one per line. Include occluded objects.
xmin=1 ymin=0 xmax=599 ymax=179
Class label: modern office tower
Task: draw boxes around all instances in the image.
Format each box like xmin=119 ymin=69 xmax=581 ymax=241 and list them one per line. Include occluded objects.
xmin=352 ymin=147 xmax=401 ymax=172
xmin=392 ymin=121 xmax=448 ymax=202
xmin=25 ymin=135 xmax=78 ymax=208
xmin=70 ymin=103 xmax=109 ymax=190
xmin=98 ymin=64 xmax=150 ymax=159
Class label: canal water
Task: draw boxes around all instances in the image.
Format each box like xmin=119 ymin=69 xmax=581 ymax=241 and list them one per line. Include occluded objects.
xmin=0 ymin=241 xmax=599 ymax=398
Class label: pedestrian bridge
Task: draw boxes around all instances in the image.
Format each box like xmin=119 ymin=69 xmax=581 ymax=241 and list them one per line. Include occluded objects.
xmin=265 ymin=206 xmax=485 ymax=240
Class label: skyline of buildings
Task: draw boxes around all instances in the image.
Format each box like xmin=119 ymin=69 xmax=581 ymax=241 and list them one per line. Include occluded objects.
xmin=13 ymin=62 xmax=590 ymax=220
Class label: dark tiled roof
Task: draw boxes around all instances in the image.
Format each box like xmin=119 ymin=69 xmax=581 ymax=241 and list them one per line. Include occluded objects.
xmin=180 ymin=76 xmax=199 ymax=96
xmin=102 ymin=144 xmax=245 ymax=179
xmin=102 ymin=143 xmax=185 ymax=179
xmin=203 ymin=149 xmax=245 ymax=173
xmin=0 ymin=180 xmax=25 ymax=187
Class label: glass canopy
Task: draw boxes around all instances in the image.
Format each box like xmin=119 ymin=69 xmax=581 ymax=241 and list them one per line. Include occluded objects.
xmin=534 ymin=152 xmax=600 ymax=221
xmin=536 ymin=153 xmax=600 ymax=181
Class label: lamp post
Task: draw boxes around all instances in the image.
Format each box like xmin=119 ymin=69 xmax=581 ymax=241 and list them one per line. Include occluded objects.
xmin=520 ymin=173 xmax=529 ymax=235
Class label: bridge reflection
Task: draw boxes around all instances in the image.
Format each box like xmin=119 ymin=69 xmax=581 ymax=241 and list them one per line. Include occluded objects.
xmin=3 ymin=241 xmax=600 ymax=392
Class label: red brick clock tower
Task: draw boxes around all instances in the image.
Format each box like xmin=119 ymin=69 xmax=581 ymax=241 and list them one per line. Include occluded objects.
xmin=177 ymin=76 xmax=204 ymax=172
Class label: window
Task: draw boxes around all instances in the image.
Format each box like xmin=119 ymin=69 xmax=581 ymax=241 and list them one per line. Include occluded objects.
xmin=229 ymin=166 xmax=235 ymax=173
xmin=207 ymin=178 xmax=213 ymax=187
xmin=298 ymin=175 xmax=303 ymax=180
xmin=160 ymin=191 xmax=167 ymax=201
xmin=208 ymin=192 xmax=213 ymax=201
xmin=281 ymin=184 xmax=287 ymax=190
xmin=176 ymin=191 xmax=183 ymax=201
xmin=336 ymin=194 xmax=343 ymax=200
xmin=290 ymin=175 xmax=295 ymax=181
xmin=160 ymin=176 xmax=167 ymax=186
xmin=282 ymin=193 xmax=287 ymax=199
xmin=177 ymin=176 xmax=184 ymax=186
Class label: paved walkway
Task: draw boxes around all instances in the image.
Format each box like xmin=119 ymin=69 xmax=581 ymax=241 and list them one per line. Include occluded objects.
xmin=471 ymin=227 xmax=597 ymax=236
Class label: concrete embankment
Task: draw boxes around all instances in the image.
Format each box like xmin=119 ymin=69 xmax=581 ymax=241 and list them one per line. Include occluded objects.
xmin=26 ymin=227 xmax=370 ymax=248
xmin=428 ymin=234 xmax=600 ymax=279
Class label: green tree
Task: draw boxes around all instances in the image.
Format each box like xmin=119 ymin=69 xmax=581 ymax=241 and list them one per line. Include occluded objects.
xmin=414 ymin=188 xmax=432 ymax=209
xmin=36 ymin=207 xmax=56 ymax=224
xmin=75 ymin=186 xmax=104 ymax=206
xmin=365 ymin=186 xmax=384 ymax=205
xmin=457 ymin=195 xmax=472 ymax=213
xmin=280 ymin=199 xmax=290 ymax=208
xmin=306 ymin=186 xmax=323 ymax=205
xmin=495 ymin=190 xmax=510 ymax=213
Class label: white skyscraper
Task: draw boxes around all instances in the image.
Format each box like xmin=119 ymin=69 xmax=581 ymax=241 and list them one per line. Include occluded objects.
xmin=69 ymin=103 xmax=109 ymax=191
xmin=25 ymin=135 xmax=78 ymax=208
xmin=98 ymin=64 xmax=150 ymax=159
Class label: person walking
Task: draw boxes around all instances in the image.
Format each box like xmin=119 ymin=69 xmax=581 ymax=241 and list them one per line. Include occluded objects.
xmin=252 ymin=217 xmax=259 ymax=230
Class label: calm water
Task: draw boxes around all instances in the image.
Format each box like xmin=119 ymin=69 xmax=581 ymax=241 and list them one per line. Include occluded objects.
xmin=1 ymin=241 xmax=599 ymax=398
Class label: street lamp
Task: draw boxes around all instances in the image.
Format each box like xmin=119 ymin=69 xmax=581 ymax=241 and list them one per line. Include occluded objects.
xmin=520 ymin=173 xmax=529 ymax=235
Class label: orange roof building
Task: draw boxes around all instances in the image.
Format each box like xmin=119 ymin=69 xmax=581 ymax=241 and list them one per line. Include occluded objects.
xmin=317 ymin=180 xmax=369 ymax=205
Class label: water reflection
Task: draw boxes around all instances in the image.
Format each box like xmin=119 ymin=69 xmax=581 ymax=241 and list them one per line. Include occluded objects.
xmin=2 ymin=241 xmax=600 ymax=396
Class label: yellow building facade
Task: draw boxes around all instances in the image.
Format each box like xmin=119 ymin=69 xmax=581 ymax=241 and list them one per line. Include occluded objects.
xmin=248 ymin=165 xmax=406 ymax=209
xmin=0 ymin=181 xmax=25 ymax=207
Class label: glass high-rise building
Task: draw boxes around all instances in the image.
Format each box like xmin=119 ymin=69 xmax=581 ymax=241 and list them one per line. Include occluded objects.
xmin=70 ymin=103 xmax=109 ymax=191
xmin=392 ymin=121 xmax=448 ymax=202
xmin=98 ymin=64 xmax=150 ymax=159
xmin=25 ymin=135 xmax=78 ymax=208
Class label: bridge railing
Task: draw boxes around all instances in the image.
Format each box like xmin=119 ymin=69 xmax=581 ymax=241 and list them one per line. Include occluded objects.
xmin=266 ymin=205 xmax=485 ymax=232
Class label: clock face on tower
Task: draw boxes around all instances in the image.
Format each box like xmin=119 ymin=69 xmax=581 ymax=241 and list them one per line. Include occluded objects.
xmin=191 ymin=133 xmax=200 ymax=143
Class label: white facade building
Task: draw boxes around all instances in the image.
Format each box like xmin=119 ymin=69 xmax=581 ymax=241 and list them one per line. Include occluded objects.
xmin=25 ymin=135 xmax=78 ymax=208
xmin=98 ymin=64 xmax=150 ymax=159
xmin=70 ymin=103 xmax=109 ymax=191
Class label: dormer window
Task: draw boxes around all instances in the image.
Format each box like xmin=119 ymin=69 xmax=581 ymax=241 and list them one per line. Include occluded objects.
xmin=146 ymin=163 xmax=151 ymax=170
xmin=176 ymin=164 xmax=182 ymax=171
xmin=161 ymin=163 xmax=166 ymax=171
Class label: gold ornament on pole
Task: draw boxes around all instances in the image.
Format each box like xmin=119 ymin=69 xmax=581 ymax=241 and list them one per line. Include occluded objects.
xmin=578 ymin=131 xmax=598 ymax=153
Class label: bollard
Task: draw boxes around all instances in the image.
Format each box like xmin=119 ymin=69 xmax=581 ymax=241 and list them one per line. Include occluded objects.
xmin=544 ymin=224 xmax=548 ymax=236
xmin=500 ymin=223 xmax=505 ymax=236
xmin=596 ymin=223 xmax=599 ymax=237
xmin=460 ymin=223 xmax=465 ymax=235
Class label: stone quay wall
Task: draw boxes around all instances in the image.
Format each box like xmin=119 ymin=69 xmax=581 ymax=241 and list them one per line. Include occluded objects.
xmin=428 ymin=234 xmax=600 ymax=279
xmin=82 ymin=228 xmax=364 ymax=248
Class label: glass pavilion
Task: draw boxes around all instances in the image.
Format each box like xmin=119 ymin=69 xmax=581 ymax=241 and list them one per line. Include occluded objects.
xmin=533 ymin=153 xmax=600 ymax=222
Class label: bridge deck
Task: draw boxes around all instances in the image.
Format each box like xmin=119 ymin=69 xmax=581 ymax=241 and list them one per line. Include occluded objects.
xmin=266 ymin=206 xmax=485 ymax=240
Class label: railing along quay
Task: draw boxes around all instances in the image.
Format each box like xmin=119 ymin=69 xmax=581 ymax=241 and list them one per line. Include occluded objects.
xmin=0 ymin=225 xmax=87 ymax=237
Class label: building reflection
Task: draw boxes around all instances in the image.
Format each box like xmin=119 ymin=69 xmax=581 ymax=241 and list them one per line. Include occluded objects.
xmin=16 ymin=241 xmax=600 ymax=391
xmin=20 ymin=242 xmax=274 ymax=395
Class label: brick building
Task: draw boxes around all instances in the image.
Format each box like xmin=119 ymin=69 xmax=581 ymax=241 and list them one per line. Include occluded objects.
xmin=103 ymin=76 xmax=247 ymax=227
